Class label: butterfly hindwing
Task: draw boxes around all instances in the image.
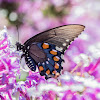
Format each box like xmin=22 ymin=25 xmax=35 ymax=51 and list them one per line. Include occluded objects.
xmin=22 ymin=41 xmax=64 ymax=79
xmin=28 ymin=42 xmax=64 ymax=79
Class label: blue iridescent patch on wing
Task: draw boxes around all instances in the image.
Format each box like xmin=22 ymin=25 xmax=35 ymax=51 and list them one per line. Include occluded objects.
xmin=45 ymin=61 xmax=54 ymax=73
xmin=37 ymin=42 xmax=64 ymax=78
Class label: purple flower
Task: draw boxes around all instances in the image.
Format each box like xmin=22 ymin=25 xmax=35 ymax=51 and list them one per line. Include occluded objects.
xmin=0 ymin=28 xmax=20 ymax=99
xmin=0 ymin=0 xmax=100 ymax=99
xmin=42 ymin=90 xmax=56 ymax=100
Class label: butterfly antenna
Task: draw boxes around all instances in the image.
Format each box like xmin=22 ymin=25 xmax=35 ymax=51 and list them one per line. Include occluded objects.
xmin=16 ymin=25 xmax=19 ymax=42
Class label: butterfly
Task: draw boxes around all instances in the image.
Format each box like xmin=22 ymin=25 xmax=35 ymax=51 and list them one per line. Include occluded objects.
xmin=16 ymin=24 xmax=85 ymax=79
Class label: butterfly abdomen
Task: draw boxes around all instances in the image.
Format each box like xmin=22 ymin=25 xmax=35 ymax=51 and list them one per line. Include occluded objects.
xmin=25 ymin=55 xmax=36 ymax=71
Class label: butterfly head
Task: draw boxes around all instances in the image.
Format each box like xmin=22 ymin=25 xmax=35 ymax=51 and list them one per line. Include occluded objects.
xmin=16 ymin=42 xmax=24 ymax=51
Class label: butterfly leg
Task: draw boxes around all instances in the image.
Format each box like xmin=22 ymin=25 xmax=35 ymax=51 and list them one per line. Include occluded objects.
xmin=21 ymin=54 xmax=25 ymax=59
xmin=19 ymin=54 xmax=26 ymax=63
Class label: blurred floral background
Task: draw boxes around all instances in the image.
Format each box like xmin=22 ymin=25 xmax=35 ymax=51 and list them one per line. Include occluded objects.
xmin=0 ymin=0 xmax=100 ymax=100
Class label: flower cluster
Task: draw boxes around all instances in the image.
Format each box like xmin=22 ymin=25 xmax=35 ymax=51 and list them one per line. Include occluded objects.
xmin=0 ymin=28 xmax=100 ymax=100
xmin=0 ymin=0 xmax=100 ymax=100
xmin=0 ymin=28 xmax=19 ymax=99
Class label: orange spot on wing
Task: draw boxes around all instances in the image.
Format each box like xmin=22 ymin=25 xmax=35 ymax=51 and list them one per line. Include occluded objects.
xmin=52 ymin=70 xmax=56 ymax=74
xmin=53 ymin=56 xmax=60 ymax=61
xmin=50 ymin=50 xmax=57 ymax=55
xmin=39 ymin=66 xmax=44 ymax=72
xmin=54 ymin=63 xmax=59 ymax=69
xmin=46 ymin=69 xmax=50 ymax=75
xmin=42 ymin=43 xmax=49 ymax=49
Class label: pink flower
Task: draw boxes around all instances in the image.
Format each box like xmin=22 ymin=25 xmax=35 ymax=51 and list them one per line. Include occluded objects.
xmin=0 ymin=28 xmax=20 ymax=99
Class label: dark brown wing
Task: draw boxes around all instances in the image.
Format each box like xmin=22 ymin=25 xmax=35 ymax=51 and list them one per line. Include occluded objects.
xmin=29 ymin=43 xmax=47 ymax=63
xmin=24 ymin=24 xmax=85 ymax=51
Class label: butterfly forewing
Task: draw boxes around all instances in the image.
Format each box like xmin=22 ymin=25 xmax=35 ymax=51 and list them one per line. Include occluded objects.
xmin=45 ymin=25 xmax=85 ymax=51
xmin=24 ymin=24 xmax=85 ymax=52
